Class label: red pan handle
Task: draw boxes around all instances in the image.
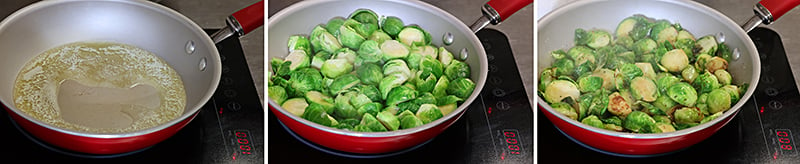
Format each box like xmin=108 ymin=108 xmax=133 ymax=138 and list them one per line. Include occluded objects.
xmin=231 ymin=0 xmax=264 ymax=35
xmin=487 ymin=0 xmax=533 ymax=23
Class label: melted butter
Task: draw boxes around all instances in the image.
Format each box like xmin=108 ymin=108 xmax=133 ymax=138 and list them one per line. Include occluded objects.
xmin=13 ymin=42 xmax=186 ymax=134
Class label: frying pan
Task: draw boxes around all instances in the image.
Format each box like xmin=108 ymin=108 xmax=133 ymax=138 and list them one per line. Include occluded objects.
xmin=0 ymin=0 xmax=263 ymax=155
xmin=537 ymin=0 xmax=800 ymax=156
xmin=269 ymin=0 xmax=531 ymax=154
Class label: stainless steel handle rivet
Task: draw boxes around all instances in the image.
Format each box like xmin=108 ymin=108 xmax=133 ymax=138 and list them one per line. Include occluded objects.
xmin=443 ymin=32 xmax=454 ymax=46
xmin=459 ymin=48 xmax=469 ymax=60
xmin=716 ymin=32 xmax=725 ymax=43
xmin=732 ymin=48 xmax=741 ymax=61
xmin=186 ymin=40 xmax=196 ymax=55
xmin=199 ymin=57 xmax=207 ymax=71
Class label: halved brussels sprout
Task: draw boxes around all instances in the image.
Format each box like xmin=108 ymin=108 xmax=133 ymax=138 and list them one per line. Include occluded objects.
xmin=376 ymin=110 xmax=400 ymax=131
xmin=623 ymin=111 xmax=656 ymax=133
xmin=398 ymin=25 xmax=432 ymax=47
xmin=630 ymin=77 xmax=659 ymax=102
xmin=695 ymin=35 xmax=718 ymax=55
xmin=615 ymin=15 xmax=651 ymax=41
xmin=447 ymin=78 xmax=476 ymax=99
xmin=339 ymin=19 xmax=375 ymax=50
xmin=667 ymin=82 xmax=698 ymax=107
xmin=320 ymin=59 xmax=353 ymax=79
xmin=325 ymin=17 xmax=346 ymax=37
xmin=305 ymin=91 xmax=335 ymax=114
xmin=381 ymin=16 xmax=404 ymax=38
xmin=635 ymin=63 xmax=657 ymax=80
xmin=438 ymin=47 xmax=454 ymax=67
xmin=288 ymin=68 xmax=324 ymax=97
xmin=681 ymin=65 xmax=699 ymax=83
xmin=379 ymin=73 xmax=409 ymax=100
xmin=349 ymin=9 xmax=379 ymax=24
xmin=284 ymin=50 xmax=311 ymax=72
xmin=353 ymin=84 xmax=382 ymax=102
xmin=334 ymin=92 xmax=360 ymax=119
xmin=311 ymin=52 xmax=330 ymax=69
xmin=551 ymin=102 xmax=577 ymax=120
xmin=349 ymin=93 xmax=373 ymax=109
xmin=329 ymin=74 xmax=361 ymax=95
xmin=386 ymin=85 xmax=418 ymax=105
xmin=567 ymin=46 xmax=596 ymax=66
xmin=398 ymin=110 xmax=423 ymax=129
xmin=415 ymin=71 xmax=437 ymax=93
xmin=282 ymin=98 xmax=309 ymax=117
xmin=633 ymin=38 xmax=657 ymax=55
xmin=653 ymin=95 xmax=677 ymax=115
xmin=381 ymin=40 xmax=410 ymax=61
xmin=705 ymin=56 xmax=728 ymax=73
xmin=357 ymin=40 xmax=383 ymax=63
xmin=268 ymin=86 xmax=288 ymax=105
xmin=302 ymin=103 xmax=339 ymax=127
xmin=716 ymin=43 xmax=733 ymax=61
xmin=720 ymin=85 xmax=741 ymax=103
xmin=715 ymin=69 xmax=732 ymax=86
xmin=674 ymin=107 xmax=703 ymax=124
xmin=700 ymin=112 xmax=723 ymax=124
xmin=650 ymin=122 xmax=676 ymax=133
xmin=553 ymin=58 xmax=576 ymax=77
xmin=602 ymin=116 xmax=623 ymax=126
xmin=592 ymin=68 xmax=616 ymax=90
xmin=439 ymin=103 xmax=457 ymax=116
xmin=660 ymin=49 xmax=689 ymax=72
xmin=368 ymin=30 xmax=392 ymax=44
xmin=619 ymin=63 xmax=643 ymax=81
xmin=581 ymin=115 xmax=605 ymax=129
xmin=359 ymin=113 xmax=388 ymax=132
xmin=310 ymin=26 xmax=342 ymax=54
xmin=544 ymin=80 xmax=580 ymax=104
xmin=575 ymin=29 xmax=612 ymax=49
xmin=383 ymin=59 xmax=412 ymax=79
xmin=356 ymin=63 xmax=383 ymax=86
xmin=608 ymin=92 xmax=632 ymax=117
xmin=416 ymin=104 xmax=444 ymax=124
xmin=694 ymin=71 xmax=720 ymax=94
xmin=432 ymin=75 xmax=450 ymax=98
xmin=578 ymin=75 xmax=603 ymax=93
xmin=356 ymin=102 xmax=382 ymax=119
xmin=420 ymin=57 xmax=444 ymax=78
xmin=288 ymin=35 xmax=312 ymax=56
xmin=707 ymin=89 xmax=732 ymax=114
xmin=650 ymin=20 xmax=678 ymax=44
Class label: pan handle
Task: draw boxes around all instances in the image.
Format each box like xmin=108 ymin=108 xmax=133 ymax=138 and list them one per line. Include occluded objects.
xmin=741 ymin=0 xmax=800 ymax=32
xmin=469 ymin=0 xmax=533 ymax=32
xmin=211 ymin=0 xmax=264 ymax=43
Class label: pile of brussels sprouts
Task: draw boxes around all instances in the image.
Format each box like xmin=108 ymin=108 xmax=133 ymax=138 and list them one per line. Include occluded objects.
xmin=539 ymin=15 xmax=747 ymax=133
xmin=269 ymin=9 xmax=475 ymax=132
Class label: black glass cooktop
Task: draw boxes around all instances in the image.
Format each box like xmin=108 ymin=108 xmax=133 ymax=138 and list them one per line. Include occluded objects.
xmin=268 ymin=28 xmax=533 ymax=163
xmin=539 ymin=27 xmax=800 ymax=163
xmin=0 ymin=29 xmax=264 ymax=163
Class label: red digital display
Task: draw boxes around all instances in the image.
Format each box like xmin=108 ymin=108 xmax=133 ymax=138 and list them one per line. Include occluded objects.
xmin=502 ymin=129 xmax=522 ymax=156
xmin=775 ymin=129 xmax=795 ymax=154
xmin=233 ymin=130 xmax=254 ymax=156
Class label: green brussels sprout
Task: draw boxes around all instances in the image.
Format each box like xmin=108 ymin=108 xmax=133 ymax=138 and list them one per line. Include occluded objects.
xmin=379 ymin=73 xmax=408 ymax=100
xmin=320 ymin=59 xmax=353 ymax=79
xmin=615 ymin=15 xmax=651 ymax=41
xmin=567 ymin=46 xmax=596 ymax=66
xmin=693 ymin=53 xmax=711 ymax=71
xmin=305 ymin=91 xmax=335 ymax=114
xmin=543 ymin=80 xmax=580 ymax=104
xmin=282 ymin=98 xmax=308 ymax=117
xmin=677 ymin=30 xmax=696 ymax=40
xmin=333 ymin=92 xmax=360 ymax=120
xmin=694 ymin=71 xmax=720 ymax=94
xmin=284 ymin=50 xmax=311 ymax=72
xmin=630 ymin=76 xmax=659 ymax=102
xmin=381 ymin=16 xmax=404 ymax=38
xmin=386 ymin=85 xmax=418 ymax=105
xmin=438 ymin=47 xmax=454 ymax=68
xmin=674 ymin=38 xmax=696 ymax=57
xmin=406 ymin=52 xmax=423 ymax=70
xmin=653 ymin=115 xmax=671 ymax=124
xmin=608 ymin=92 xmax=632 ymax=117
xmin=650 ymin=20 xmax=678 ymax=44
xmin=581 ymin=115 xmax=606 ymax=129
xmin=695 ymin=35 xmax=718 ymax=55
xmin=707 ymin=89 xmax=732 ymax=114
xmin=398 ymin=25 xmax=432 ymax=47
xmin=288 ymin=35 xmax=312 ymax=56
xmin=592 ymin=68 xmax=616 ymax=90
xmin=623 ymin=111 xmax=657 ymax=133
xmin=551 ymin=102 xmax=578 ymax=120
xmin=447 ymin=78 xmax=476 ymax=99
xmin=381 ymin=40 xmax=410 ymax=61
xmin=339 ymin=19 xmax=378 ymax=50
xmin=368 ymin=30 xmax=392 ymax=44
xmin=575 ymin=29 xmax=612 ymax=49
xmin=350 ymin=93 xmax=373 ymax=109
xmin=376 ymin=110 xmax=400 ymax=131
xmin=605 ymin=124 xmax=625 ymax=132
xmin=311 ymin=52 xmax=330 ymax=69
xmin=720 ymin=85 xmax=741 ymax=104
xmin=655 ymin=73 xmax=680 ymax=93
xmin=396 ymin=101 xmax=420 ymax=115
xmin=349 ymin=9 xmax=379 ymax=24
xmin=420 ymin=57 xmax=444 ymax=78
xmin=356 ymin=102 xmax=382 ymax=118
xmin=353 ymin=84 xmax=382 ymax=102
xmin=681 ymin=65 xmax=700 ymax=83
xmin=602 ymin=116 xmax=623 ymax=126
xmin=415 ymin=71 xmax=437 ymax=93
xmin=310 ymin=26 xmax=342 ymax=54
xmin=619 ymin=63 xmax=643 ymax=81
xmin=716 ymin=43 xmax=733 ymax=61
xmin=653 ymin=95 xmax=677 ymax=115
xmin=329 ymin=74 xmax=361 ymax=95
xmin=439 ymin=103 xmax=457 ymax=116
xmin=615 ymin=36 xmax=635 ymax=50
xmin=416 ymin=104 xmax=444 ymax=124
xmin=357 ymin=40 xmax=383 ymax=63
xmin=268 ymin=86 xmax=288 ymax=105
xmin=714 ymin=69 xmax=732 ymax=86
xmin=674 ymin=107 xmax=703 ymax=124
xmin=553 ymin=58 xmax=576 ymax=77
xmin=700 ymin=112 xmax=723 ymax=124
xmin=432 ymin=75 xmax=450 ymax=98
xmin=437 ymin=95 xmax=463 ymax=106
xmin=415 ymin=45 xmax=439 ymax=59
xmin=383 ymin=59 xmax=412 ymax=78
xmin=332 ymin=47 xmax=357 ymax=64
xmin=660 ymin=49 xmax=689 ymax=72
xmin=356 ymin=63 xmax=383 ymax=86
xmin=271 ymin=58 xmax=291 ymax=77
xmin=635 ymin=63 xmax=657 ymax=80
xmin=550 ymin=49 xmax=568 ymax=60
xmin=398 ymin=110 xmax=423 ymax=129
xmin=288 ymin=68 xmax=324 ymax=97
xmin=578 ymin=75 xmax=603 ymax=93
xmin=587 ymin=90 xmax=610 ymax=117
xmin=667 ymin=82 xmax=698 ymax=107
xmin=705 ymin=56 xmax=729 ymax=73
xmin=359 ymin=113 xmax=387 ymax=132
xmin=650 ymin=122 xmax=676 ymax=133
xmin=574 ymin=62 xmax=595 ymax=78
xmin=336 ymin=118 xmax=360 ymax=130
xmin=302 ymin=103 xmax=339 ymax=127
xmin=414 ymin=92 xmax=437 ymax=104
xmin=633 ymin=38 xmax=657 ymax=55
xmin=325 ymin=17 xmax=346 ymax=37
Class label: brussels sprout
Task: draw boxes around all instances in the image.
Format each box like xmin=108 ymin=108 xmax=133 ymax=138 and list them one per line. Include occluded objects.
xmin=660 ymin=49 xmax=689 ymax=72
xmin=288 ymin=68 xmax=324 ymax=97
xmin=707 ymin=89 xmax=732 ymax=114
xmin=350 ymin=93 xmax=373 ymax=109
xmin=338 ymin=19 xmax=375 ymax=50
xmin=633 ymin=38 xmax=657 ymax=55
xmin=432 ymin=76 xmax=450 ymax=98
xmin=398 ymin=110 xmax=424 ymax=129
xmin=334 ymin=92 xmax=360 ymax=119
xmin=356 ymin=63 xmax=383 ymax=86
xmin=357 ymin=40 xmax=383 ymax=63
xmin=381 ymin=16 xmax=404 ymax=38
xmin=359 ymin=113 xmax=387 ymax=132
xmin=623 ymin=111 xmax=656 ymax=133
xmin=544 ymin=80 xmax=581 ymax=104
xmin=605 ymin=124 xmax=625 ymax=132
xmin=574 ymin=62 xmax=595 ymax=78
xmin=714 ymin=69 xmax=732 ymax=86
xmin=398 ymin=25 xmax=432 ymax=47
xmin=694 ymin=71 xmax=720 ymax=94
xmin=681 ymin=65 xmax=699 ymax=83
xmin=396 ymin=101 xmax=420 ymax=115
xmin=674 ymin=107 xmax=703 ymax=124
xmin=416 ymin=104 xmax=444 ymax=124
xmin=320 ymin=59 xmax=353 ymax=79
xmin=567 ymin=46 xmax=596 ymax=66
xmin=553 ymin=58 xmax=576 ymax=77
xmin=379 ymin=73 xmax=409 ymax=100
xmin=302 ymin=103 xmax=339 ymax=127
xmin=420 ymin=57 xmax=444 ymax=78
xmin=650 ymin=20 xmax=678 ymax=44
xmin=376 ymin=110 xmax=400 ymax=131
xmin=284 ymin=50 xmax=311 ymax=72
xmin=383 ymin=59 xmax=412 ymax=79
xmin=381 ymin=40 xmax=410 ymax=61
xmin=575 ymin=29 xmax=612 ymax=49
xmin=368 ymin=30 xmax=392 ymax=44
xmin=329 ymin=74 xmax=361 ymax=95
xmin=720 ymin=85 xmax=741 ymax=103
xmin=616 ymin=15 xmax=651 ymax=41
xmin=667 ymin=82 xmax=698 ymax=107
xmin=635 ymin=63 xmax=657 ymax=80
xmin=581 ymin=115 xmax=606 ymax=129
xmin=551 ymin=49 xmax=568 ymax=60
xmin=336 ymin=118 xmax=360 ymax=130
xmin=695 ymin=35 xmax=718 ymax=55
xmin=551 ymin=102 xmax=578 ymax=120
xmin=587 ymin=90 xmax=610 ymax=117
xmin=608 ymin=92 xmax=632 ymax=117
xmin=310 ymin=26 xmax=342 ymax=54
xmin=653 ymin=115 xmax=671 ymax=124
xmin=592 ymin=68 xmax=616 ymax=90
xmin=268 ymin=86 xmax=288 ymax=105
xmin=438 ymin=103 xmax=457 ymax=116
xmin=325 ymin=17 xmax=346 ymax=37
xmin=619 ymin=63 xmax=643 ymax=81
xmin=630 ymin=77 xmax=659 ymax=102
xmin=700 ymin=112 xmax=723 ymax=124
xmin=578 ymin=75 xmax=603 ymax=93
xmin=716 ymin=43 xmax=733 ymax=61
xmin=414 ymin=45 xmax=439 ymax=59
xmin=353 ymin=84 xmax=382 ymax=102
xmin=437 ymin=95 xmax=464 ymax=106
xmin=653 ymin=95 xmax=677 ymax=115
xmin=288 ymin=35 xmax=312 ymax=55
xmin=677 ymin=30 xmax=696 ymax=41
xmin=386 ymin=85 xmax=418 ymax=105
xmin=447 ymin=78 xmax=476 ymax=99
xmin=349 ymin=9 xmax=379 ymax=24
xmin=414 ymin=71 xmax=437 ymax=93
xmin=602 ymin=116 xmax=623 ymax=126
xmin=356 ymin=102 xmax=382 ymax=118
xmin=332 ymin=48 xmax=357 ymax=64
xmin=705 ymin=56 xmax=728 ymax=73
xmin=650 ymin=122 xmax=676 ymax=133
xmin=414 ymin=92 xmax=437 ymax=105
xmin=311 ymin=52 xmax=330 ymax=69
xmin=674 ymin=38 xmax=696 ymax=57
xmin=282 ymin=98 xmax=309 ymax=117
xmin=438 ymin=47 xmax=454 ymax=68
xmin=615 ymin=37 xmax=635 ymax=50
xmin=305 ymin=91 xmax=335 ymax=114
xmin=271 ymin=58 xmax=292 ymax=77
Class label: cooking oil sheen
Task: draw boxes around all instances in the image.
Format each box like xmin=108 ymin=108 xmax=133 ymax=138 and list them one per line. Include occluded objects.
xmin=13 ymin=42 xmax=186 ymax=134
